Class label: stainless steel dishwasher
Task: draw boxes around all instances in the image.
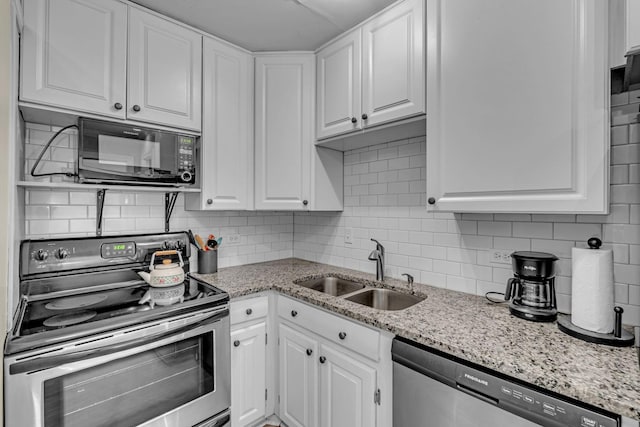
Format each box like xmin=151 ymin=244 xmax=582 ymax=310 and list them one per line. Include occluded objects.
xmin=392 ymin=337 xmax=638 ymax=427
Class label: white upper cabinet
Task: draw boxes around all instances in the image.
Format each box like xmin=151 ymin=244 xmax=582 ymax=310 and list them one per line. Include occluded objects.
xmin=185 ymin=37 xmax=253 ymax=211
xmin=21 ymin=0 xmax=127 ymax=119
xmin=316 ymin=30 xmax=362 ymax=139
xmin=627 ymin=0 xmax=640 ymax=52
xmin=316 ymin=0 xmax=424 ymax=140
xmin=255 ymin=54 xmax=343 ymax=211
xmin=361 ymin=0 xmax=424 ymax=128
xmin=426 ymin=0 xmax=609 ymax=214
xmin=128 ymin=7 xmax=202 ymax=131
xmin=21 ymin=0 xmax=202 ymax=131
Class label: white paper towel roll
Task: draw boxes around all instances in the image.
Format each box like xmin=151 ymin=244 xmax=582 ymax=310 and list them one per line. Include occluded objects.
xmin=571 ymin=246 xmax=614 ymax=333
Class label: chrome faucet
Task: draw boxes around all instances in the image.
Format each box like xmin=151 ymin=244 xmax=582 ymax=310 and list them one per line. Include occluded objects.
xmin=368 ymin=238 xmax=385 ymax=281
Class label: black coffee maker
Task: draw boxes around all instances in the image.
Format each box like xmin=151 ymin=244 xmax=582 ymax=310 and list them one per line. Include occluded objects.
xmin=504 ymin=251 xmax=558 ymax=322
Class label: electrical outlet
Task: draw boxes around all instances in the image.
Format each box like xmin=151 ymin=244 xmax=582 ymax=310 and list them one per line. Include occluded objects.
xmin=491 ymin=250 xmax=512 ymax=264
xmin=344 ymin=228 xmax=354 ymax=244
xmin=227 ymin=234 xmax=241 ymax=245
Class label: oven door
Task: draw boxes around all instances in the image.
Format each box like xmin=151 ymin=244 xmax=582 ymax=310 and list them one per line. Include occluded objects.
xmin=5 ymin=307 xmax=230 ymax=427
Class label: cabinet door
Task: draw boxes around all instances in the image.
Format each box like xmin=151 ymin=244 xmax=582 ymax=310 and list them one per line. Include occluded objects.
xmin=627 ymin=0 xmax=640 ymax=52
xmin=21 ymin=0 xmax=127 ymax=118
xmin=318 ymin=344 xmax=377 ymax=427
xmin=187 ymin=37 xmax=253 ymax=210
xmin=361 ymin=0 xmax=424 ymax=127
xmin=426 ymin=0 xmax=609 ymax=213
xmin=128 ymin=8 xmax=202 ymax=131
xmin=231 ymin=322 xmax=266 ymax=427
xmin=316 ymin=30 xmax=362 ymax=139
xmin=279 ymin=323 xmax=318 ymax=427
xmin=254 ymin=55 xmax=314 ymax=210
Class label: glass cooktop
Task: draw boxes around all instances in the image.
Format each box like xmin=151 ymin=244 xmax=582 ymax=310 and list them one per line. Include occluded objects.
xmin=19 ymin=277 xmax=224 ymax=337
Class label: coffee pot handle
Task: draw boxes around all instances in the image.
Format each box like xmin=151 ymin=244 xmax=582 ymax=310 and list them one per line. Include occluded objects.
xmin=505 ymin=278 xmax=519 ymax=301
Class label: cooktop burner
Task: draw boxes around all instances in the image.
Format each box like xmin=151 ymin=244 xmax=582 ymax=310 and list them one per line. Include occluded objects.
xmin=43 ymin=310 xmax=97 ymax=327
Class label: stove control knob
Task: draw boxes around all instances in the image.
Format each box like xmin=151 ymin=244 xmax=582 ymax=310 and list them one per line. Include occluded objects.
xmin=34 ymin=249 xmax=48 ymax=261
xmin=56 ymin=248 xmax=69 ymax=260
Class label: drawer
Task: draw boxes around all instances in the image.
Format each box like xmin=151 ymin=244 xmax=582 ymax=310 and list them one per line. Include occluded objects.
xmin=231 ymin=296 xmax=268 ymax=325
xmin=278 ymin=296 xmax=380 ymax=361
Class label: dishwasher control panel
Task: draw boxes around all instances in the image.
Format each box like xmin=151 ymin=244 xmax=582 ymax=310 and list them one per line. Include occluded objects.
xmin=456 ymin=365 xmax=618 ymax=427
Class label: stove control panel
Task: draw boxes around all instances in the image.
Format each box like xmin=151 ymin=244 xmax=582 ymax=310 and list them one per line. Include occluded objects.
xmin=101 ymin=242 xmax=136 ymax=259
xmin=21 ymin=232 xmax=191 ymax=276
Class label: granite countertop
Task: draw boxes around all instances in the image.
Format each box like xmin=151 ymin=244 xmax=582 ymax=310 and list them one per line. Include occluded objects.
xmin=192 ymin=258 xmax=640 ymax=421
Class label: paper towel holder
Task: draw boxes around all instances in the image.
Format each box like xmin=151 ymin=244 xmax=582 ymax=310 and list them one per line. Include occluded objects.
xmin=557 ymin=306 xmax=635 ymax=347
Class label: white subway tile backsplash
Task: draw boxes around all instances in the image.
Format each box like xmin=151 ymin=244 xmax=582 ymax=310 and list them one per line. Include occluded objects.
xmin=25 ymin=206 xmax=50 ymax=220
xmin=28 ymin=190 xmax=69 ymax=205
xmin=553 ymin=223 xmax=602 ymax=241
xmin=51 ymin=206 xmax=87 ymax=219
xmin=478 ymin=221 xmax=512 ymax=237
xmin=29 ymin=219 xmax=69 ymax=235
xmin=512 ymin=222 xmax=553 ymax=239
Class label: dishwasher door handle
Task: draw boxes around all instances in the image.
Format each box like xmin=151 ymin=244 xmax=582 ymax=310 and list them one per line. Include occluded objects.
xmin=456 ymin=383 xmax=499 ymax=406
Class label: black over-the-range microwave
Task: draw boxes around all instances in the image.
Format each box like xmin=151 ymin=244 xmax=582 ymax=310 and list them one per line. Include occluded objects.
xmin=77 ymin=118 xmax=198 ymax=186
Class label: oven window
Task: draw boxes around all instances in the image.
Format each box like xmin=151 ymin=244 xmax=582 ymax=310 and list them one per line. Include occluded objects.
xmin=98 ymin=135 xmax=161 ymax=172
xmin=43 ymin=332 xmax=214 ymax=427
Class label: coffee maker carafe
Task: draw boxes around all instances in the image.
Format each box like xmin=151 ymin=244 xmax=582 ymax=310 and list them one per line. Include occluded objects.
xmin=505 ymin=251 xmax=558 ymax=322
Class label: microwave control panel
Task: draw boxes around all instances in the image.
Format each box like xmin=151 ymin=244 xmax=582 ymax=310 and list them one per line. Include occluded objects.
xmin=178 ymin=136 xmax=196 ymax=183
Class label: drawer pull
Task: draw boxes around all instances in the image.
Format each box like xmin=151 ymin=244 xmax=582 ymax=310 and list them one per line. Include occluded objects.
xmin=245 ymin=308 xmax=253 ymax=315
xmin=306 ymin=348 xmax=313 ymax=356
xmin=319 ymin=356 xmax=326 ymax=364
xmin=233 ymin=340 xmax=240 ymax=347
xmin=338 ymin=332 xmax=347 ymax=340
xmin=291 ymin=310 xmax=298 ymax=317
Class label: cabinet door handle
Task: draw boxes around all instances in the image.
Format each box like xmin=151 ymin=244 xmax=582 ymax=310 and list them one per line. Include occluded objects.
xmin=351 ymin=117 xmax=357 ymax=123
xmin=428 ymin=197 xmax=436 ymax=205
xmin=233 ymin=340 xmax=240 ymax=347
xmin=132 ymin=104 xmax=141 ymax=112
xmin=319 ymin=356 xmax=326 ymax=364
xmin=245 ymin=308 xmax=253 ymax=315
xmin=338 ymin=332 xmax=347 ymax=340
xmin=306 ymin=348 xmax=313 ymax=356
xmin=206 ymin=199 xmax=213 ymax=205
xmin=302 ymin=200 xmax=308 ymax=206
xmin=361 ymin=113 xmax=368 ymax=120
xmin=114 ymin=102 xmax=123 ymax=110
xmin=291 ymin=310 xmax=298 ymax=317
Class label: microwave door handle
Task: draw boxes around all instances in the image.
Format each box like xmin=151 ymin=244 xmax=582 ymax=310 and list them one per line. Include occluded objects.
xmin=10 ymin=308 xmax=228 ymax=375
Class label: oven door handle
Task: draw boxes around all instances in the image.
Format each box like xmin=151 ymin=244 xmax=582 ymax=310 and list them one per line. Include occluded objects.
xmin=10 ymin=308 xmax=228 ymax=375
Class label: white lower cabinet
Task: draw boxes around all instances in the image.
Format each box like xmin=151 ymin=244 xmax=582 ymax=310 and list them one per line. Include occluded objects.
xmin=318 ymin=344 xmax=377 ymax=427
xmin=277 ymin=295 xmax=392 ymax=427
xmin=230 ymin=297 xmax=268 ymax=427
xmin=279 ymin=323 xmax=319 ymax=427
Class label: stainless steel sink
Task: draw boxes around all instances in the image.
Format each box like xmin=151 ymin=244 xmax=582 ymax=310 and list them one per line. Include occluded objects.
xmin=345 ymin=288 xmax=425 ymax=310
xmin=296 ymin=277 xmax=366 ymax=296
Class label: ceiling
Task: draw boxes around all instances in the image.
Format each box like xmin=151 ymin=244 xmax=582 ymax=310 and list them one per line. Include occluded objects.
xmin=130 ymin=0 xmax=397 ymax=51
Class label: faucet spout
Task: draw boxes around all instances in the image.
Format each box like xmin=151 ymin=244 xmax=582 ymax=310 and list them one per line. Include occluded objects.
xmin=368 ymin=239 xmax=385 ymax=281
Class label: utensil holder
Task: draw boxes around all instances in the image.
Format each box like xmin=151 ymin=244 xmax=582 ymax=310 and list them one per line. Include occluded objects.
xmin=198 ymin=249 xmax=218 ymax=274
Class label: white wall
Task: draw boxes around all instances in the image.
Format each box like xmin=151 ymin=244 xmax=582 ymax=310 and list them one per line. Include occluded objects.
xmin=294 ymin=91 xmax=640 ymax=327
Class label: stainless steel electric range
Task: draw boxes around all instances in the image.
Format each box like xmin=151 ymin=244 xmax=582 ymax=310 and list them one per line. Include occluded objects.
xmin=4 ymin=232 xmax=231 ymax=427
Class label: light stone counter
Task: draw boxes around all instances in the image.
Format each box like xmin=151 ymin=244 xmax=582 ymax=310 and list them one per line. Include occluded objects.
xmin=192 ymin=258 xmax=640 ymax=421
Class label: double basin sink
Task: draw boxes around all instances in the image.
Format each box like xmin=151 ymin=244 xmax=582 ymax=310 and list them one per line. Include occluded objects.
xmin=295 ymin=276 xmax=424 ymax=311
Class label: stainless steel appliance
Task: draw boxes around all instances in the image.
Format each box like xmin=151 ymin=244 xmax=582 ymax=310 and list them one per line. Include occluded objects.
xmin=504 ymin=251 xmax=558 ymax=322
xmin=392 ymin=337 xmax=637 ymax=427
xmin=78 ymin=118 xmax=197 ymax=186
xmin=4 ymin=232 xmax=230 ymax=427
